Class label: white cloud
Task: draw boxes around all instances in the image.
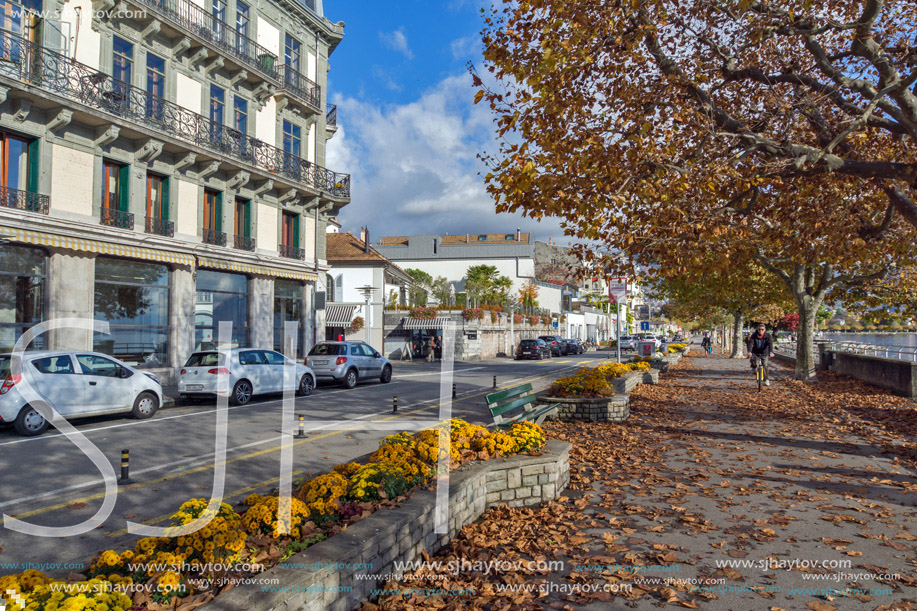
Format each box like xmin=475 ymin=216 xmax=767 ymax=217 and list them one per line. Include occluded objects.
xmin=379 ymin=27 xmax=414 ymax=60
xmin=325 ymin=73 xmax=565 ymax=243
xmin=449 ymin=36 xmax=479 ymax=60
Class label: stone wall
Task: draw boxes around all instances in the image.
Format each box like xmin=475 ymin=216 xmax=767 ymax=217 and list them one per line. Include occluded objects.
xmin=202 ymin=440 xmax=572 ymax=611
xmin=828 ymin=352 xmax=917 ymax=397
xmin=544 ymin=395 xmax=630 ymax=423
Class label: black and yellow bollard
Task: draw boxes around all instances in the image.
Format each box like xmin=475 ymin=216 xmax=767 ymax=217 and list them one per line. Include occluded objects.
xmin=493 ymin=375 xmax=497 ymax=389
xmin=452 ymin=383 xmax=457 ymax=399
xmin=296 ymin=414 xmax=305 ymax=437
xmin=119 ymin=449 xmax=132 ymax=484
xmin=393 ymin=396 xmax=398 ymax=413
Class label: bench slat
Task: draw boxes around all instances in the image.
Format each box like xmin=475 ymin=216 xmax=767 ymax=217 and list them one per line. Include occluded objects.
xmin=486 ymin=383 xmax=533 ymax=405
xmin=496 ymin=402 xmax=559 ymax=428
xmin=489 ymin=394 xmax=538 ymax=418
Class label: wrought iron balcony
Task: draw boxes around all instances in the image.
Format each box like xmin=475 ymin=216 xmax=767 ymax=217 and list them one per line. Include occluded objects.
xmin=279 ymin=243 xmax=305 ymax=259
xmin=101 ymin=207 xmax=134 ymax=229
xmin=202 ymin=228 xmax=227 ymax=246
xmin=129 ymin=0 xmax=278 ymax=82
xmin=326 ymin=103 xmax=337 ymax=127
xmin=279 ymin=64 xmax=320 ymax=110
xmin=0 ymin=31 xmax=351 ymax=199
xmin=145 ymin=216 xmax=174 ymax=237
xmin=0 ymin=185 xmax=49 ymax=214
xmin=233 ymin=234 xmax=256 ymax=251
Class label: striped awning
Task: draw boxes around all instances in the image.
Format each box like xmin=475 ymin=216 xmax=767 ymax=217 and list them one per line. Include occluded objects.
xmin=326 ymin=305 xmax=358 ymax=326
xmin=1 ymin=227 xmax=195 ymax=266
xmin=196 ymin=256 xmax=317 ymax=281
xmin=401 ymin=317 xmax=455 ymax=330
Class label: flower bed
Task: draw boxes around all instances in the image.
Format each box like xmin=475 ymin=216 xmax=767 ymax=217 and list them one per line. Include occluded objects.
xmin=0 ymin=420 xmax=546 ymax=611
xmin=668 ymin=343 xmax=687 ymax=353
xmin=409 ymin=306 xmax=437 ymax=320
xmin=548 ymin=362 xmax=651 ymax=398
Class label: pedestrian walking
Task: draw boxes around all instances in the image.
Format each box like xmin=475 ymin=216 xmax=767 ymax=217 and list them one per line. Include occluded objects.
xmin=701 ymin=332 xmax=712 ymax=356
xmin=426 ymin=337 xmax=435 ymax=363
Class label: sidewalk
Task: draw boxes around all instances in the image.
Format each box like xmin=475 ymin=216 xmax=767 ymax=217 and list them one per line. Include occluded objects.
xmin=368 ymin=352 xmax=917 ymax=610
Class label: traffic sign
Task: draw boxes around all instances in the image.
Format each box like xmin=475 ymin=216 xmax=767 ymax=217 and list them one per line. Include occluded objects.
xmin=640 ymin=321 xmax=650 ymax=331
xmin=552 ymin=321 xmax=558 ymax=328
xmin=607 ymin=277 xmax=627 ymax=303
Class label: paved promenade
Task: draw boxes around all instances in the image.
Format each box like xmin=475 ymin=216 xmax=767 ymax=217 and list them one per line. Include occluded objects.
xmin=369 ymin=351 xmax=917 ymax=610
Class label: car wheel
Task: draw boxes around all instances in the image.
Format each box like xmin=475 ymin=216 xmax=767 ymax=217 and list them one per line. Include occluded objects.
xmin=342 ymin=369 xmax=358 ymax=389
xmin=230 ymin=380 xmax=253 ymax=405
xmin=296 ymin=374 xmax=314 ymax=397
xmin=132 ymin=391 xmax=159 ymax=419
xmin=380 ymin=365 xmax=392 ymax=384
xmin=14 ymin=405 xmax=49 ymax=436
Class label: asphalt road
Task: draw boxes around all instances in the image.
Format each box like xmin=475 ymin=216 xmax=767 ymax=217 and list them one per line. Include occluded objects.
xmin=0 ymin=351 xmax=613 ymax=575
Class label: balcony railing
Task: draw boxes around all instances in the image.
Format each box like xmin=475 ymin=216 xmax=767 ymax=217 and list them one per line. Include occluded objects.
xmin=145 ymin=216 xmax=174 ymax=237
xmin=129 ymin=0 xmax=278 ymax=82
xmin=202 ymin=228 xmax=227 ymax=246
xmin=233 ymin=234 xmax=256 ymax=251
xmin=279 ymin=243 xmax=305 ymax=259
xmin=101 ymin=207 xmax=134 ymax=229
xmin=0 ymin=30 xmax=351 ymax=199
xmin=0 ymin=185 xmax=49 ymax=214
xmin=326 ymin=103 xmax=337 ymax=127
xmin=279 ymin=63 xmax=320 ymax=110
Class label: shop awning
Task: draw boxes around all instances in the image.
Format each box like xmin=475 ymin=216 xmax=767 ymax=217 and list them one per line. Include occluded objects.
xmin=1 ymin=227 xmax=195 ymax=266
xmin=326 ymin=305 xmax=358 ymax=326
xmin=401 ymin=317 xmax=455 ymax=330
xmin=196 ymin=256 xmax=318 ymax=281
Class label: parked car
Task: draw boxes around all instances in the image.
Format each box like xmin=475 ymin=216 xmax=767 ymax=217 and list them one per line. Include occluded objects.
xmin=638 ymin=334 xmax=663 ymax=350
xmin=0 ymin=351 xmax=163 ymax=436
xmin=516 ymin=339 xmax=551 ymax=360
xmin=538 ymin=335 xmax=564 ymax=356
xmin=562 ymin=339 xmax=583 ymax=355
xmin=305 ymin=341 xmax=392 ymax=389
xmin=619 ymin=335 xmax=637 ymax=351
xmin=179 ymin=348 xmax=316 ymax=405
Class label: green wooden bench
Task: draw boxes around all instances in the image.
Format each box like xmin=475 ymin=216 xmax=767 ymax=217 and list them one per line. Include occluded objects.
xmin=485 ymin=382 xmax=559 ymax=428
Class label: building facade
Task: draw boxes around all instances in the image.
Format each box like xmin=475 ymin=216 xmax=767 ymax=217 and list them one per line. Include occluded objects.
xmin=0 ymin=0 xmax=349 ymax=381
xmin=374 ymin=231 xmax=536 ymax=298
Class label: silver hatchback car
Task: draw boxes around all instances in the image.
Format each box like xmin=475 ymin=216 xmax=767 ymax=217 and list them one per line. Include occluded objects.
xmin=305 ymin=341 xmax=392 ymax=388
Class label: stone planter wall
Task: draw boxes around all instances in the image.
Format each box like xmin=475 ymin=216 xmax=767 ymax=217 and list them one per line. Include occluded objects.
xmin=610 ymin=370 xmax=659 ymax=394
xmin=541 ymin=395 xmax=629 ymax=422
xmin=202 ymin=440 xmax=571 ymax=611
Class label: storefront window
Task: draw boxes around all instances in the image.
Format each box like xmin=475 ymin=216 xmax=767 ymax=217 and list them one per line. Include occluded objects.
xmin=195 ymin=270 xmax=248 ymax=349
xmin=273 ymin=280 xmax=304 ymax=355
xmin=0 ymin=244 xmax=46 ymax=351
xmin=93 ymin=258 xmax=170 ymax=368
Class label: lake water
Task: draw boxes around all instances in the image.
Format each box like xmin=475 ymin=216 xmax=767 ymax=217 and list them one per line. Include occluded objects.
xmin=818 ymin=332 xmax=917 ymax=349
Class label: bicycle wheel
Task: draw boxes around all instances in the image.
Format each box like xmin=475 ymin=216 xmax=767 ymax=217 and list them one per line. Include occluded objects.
xmin=756 ymin=364 xmax=763 ymax=392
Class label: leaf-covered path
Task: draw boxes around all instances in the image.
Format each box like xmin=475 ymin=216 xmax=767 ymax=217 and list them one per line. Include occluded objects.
xmin=368 ymin=353 xmax=917 ymax=611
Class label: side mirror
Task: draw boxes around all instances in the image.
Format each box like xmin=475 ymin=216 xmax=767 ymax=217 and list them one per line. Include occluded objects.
xmin=119 ymin=368 xmax=130 ymax=378
xmin=374 ymin=352 xmax=381 ymax=358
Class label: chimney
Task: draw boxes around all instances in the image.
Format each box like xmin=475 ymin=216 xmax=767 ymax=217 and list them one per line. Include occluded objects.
xmin=516 ymin=227 xmax=521 ymax=241
xmin=363 ymin=227 xmax=370 ymax=253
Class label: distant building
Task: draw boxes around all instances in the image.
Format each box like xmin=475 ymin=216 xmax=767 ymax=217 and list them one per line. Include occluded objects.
xmin=374 ymin=230 xmax=536 ymax=296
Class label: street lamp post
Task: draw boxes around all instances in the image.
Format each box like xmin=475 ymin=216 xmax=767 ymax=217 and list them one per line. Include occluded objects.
xmin=356 ymin=285 xmax=377 ymax=344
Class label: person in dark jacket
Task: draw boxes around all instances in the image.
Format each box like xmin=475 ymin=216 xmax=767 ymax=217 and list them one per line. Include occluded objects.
xmin=700 ymin=332 xmax=712 ymax=356
xmin=746 ymin=324 xmax=775 ymax=386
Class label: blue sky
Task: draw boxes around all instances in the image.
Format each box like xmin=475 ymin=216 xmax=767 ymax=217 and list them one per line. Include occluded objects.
xmin=323 ymin=0 xmax=566 ymax=244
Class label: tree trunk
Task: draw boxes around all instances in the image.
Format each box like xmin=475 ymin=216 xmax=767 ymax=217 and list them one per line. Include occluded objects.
xmin=795 ymin=296 xmax=821 ymax=380
xmin=729 ymin=312 xmax=744 ymax=358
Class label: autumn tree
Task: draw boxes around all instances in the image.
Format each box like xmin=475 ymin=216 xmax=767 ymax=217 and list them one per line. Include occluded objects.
xmin=475 ymin=0 xmax=917 ymax=378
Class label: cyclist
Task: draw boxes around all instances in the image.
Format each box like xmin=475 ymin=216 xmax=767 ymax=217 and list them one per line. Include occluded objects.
xmin=700 ymin=332 xmax=712 ymax=356
xmin=746 ymin=324 xmax=775 ymax=386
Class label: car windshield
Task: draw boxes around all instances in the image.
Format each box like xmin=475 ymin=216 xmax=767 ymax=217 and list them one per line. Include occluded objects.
xmin=309 ymin=344 xmax=346 ymax=356
xmin=185 ymin=352 xmax=224 ymax=367
xmin=520 ymin=340 xmax=539 ymax=346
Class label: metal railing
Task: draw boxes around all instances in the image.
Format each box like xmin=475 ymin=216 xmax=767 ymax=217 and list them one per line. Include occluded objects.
xmin=101 ymin=207 xmax=134 ymax=229
xmin=326 ymin=103 xmax=337 ymax=127
xmin=0 ymin=185 xmax=49 ymax=214
xmin=823 ymin=341 xmax=917 ymax=362
xmin=130 ymin=0 xmax=278 ymax=81
xmin=279 ymin=63 xmax=321 ymax=109
xmin=279 ymin=243 xmax=305 ymax=259
xmin=233 ymin=234 xmax=256 ymax=251
xmin=202 ymin=228 xmax=226 ymax=246
xmin=0 ymin=30 xmax=351 ymax=199
xmin=145 ymin=216 xmax=174 ymax=237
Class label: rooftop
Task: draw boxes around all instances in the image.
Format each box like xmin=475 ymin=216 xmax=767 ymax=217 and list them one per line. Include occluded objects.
xmin=325 ymin=233 xmax=413 ymax=282
xmin=377 ymin=232 xmax=532 ymax=247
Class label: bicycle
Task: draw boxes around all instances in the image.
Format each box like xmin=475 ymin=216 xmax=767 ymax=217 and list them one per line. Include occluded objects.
xmin=752 ymin=355 xmax=767 ymax=391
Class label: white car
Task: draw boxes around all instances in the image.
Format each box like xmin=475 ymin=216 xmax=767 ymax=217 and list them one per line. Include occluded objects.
xmin=0 ymin=351 xmax=163 ymax=436
xmin=638 ymin=334 xmax=663 ymax=350
xmin=178 ymin=348 xmax=316 ymax=405
xmin=619 ymin=335 xmax=637 ymax=350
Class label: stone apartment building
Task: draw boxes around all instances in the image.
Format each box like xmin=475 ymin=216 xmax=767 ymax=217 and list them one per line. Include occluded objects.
xmin=0 ymin=0 xmax=349 ymax=381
